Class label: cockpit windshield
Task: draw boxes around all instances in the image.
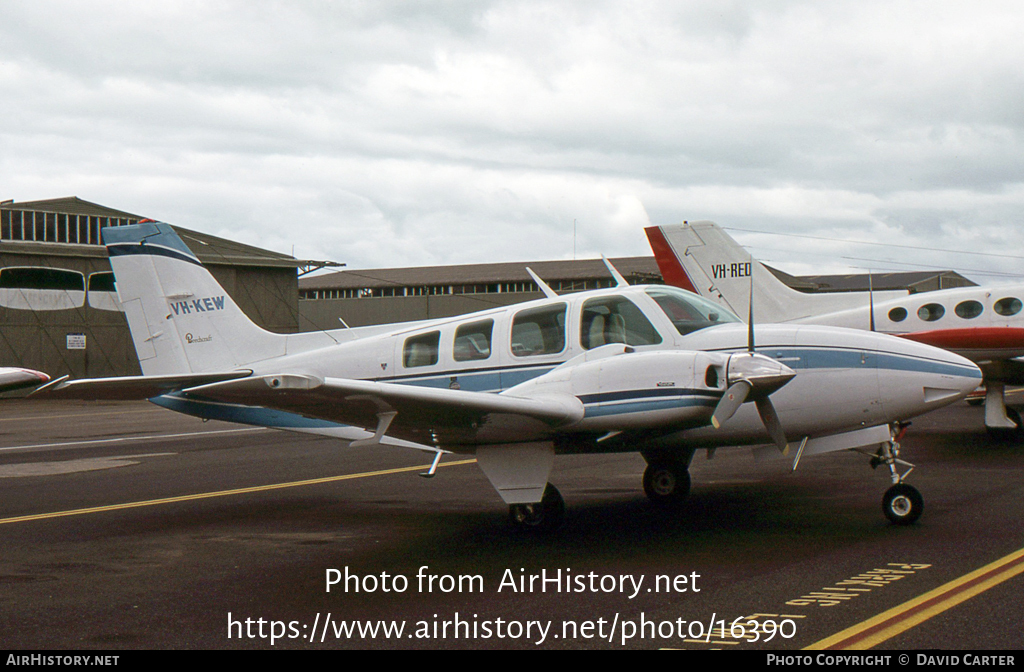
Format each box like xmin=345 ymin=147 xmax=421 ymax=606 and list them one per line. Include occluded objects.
xmin=645 ymin=286 xmax=741 ymax=335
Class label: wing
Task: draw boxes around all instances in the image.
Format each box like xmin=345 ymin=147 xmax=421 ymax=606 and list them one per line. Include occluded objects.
xmin=32 ymin=371 xmax=253 ymax=400
xmin=177 ymin=374 xmax=585 ymax=447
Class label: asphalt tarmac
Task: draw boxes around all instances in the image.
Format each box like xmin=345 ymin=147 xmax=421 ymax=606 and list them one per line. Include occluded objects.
xmin=0 ymin=397 xmax=1022 ymax=650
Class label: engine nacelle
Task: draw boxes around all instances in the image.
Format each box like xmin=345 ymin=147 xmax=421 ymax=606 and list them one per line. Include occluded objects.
xmin=509 ymin=346 xmax=731 ymax=432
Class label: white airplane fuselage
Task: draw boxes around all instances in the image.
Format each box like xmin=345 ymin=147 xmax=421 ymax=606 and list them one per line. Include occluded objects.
xmin=151 ymin=283 xmax=981 ymax=454
xmin=785 ymin=285 xmax=1024 ymax=364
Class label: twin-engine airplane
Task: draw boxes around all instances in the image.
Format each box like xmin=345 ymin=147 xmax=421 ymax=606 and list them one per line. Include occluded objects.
xmin=647 ymin=221 xmax=1024 ymax=437
xmin=35 ymin=222 xmax=981 ymax=530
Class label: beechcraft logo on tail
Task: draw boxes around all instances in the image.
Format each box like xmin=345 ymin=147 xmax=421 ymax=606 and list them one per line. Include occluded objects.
xmin=169 ymin=295 xmax=226 ymax=316
xmin=711 ymin=262 xmax=751 ymax=280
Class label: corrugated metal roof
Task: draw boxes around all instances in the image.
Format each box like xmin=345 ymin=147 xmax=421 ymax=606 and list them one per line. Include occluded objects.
xmin=1 ymin=196 xmax=301 ymax=269
xmin=173 ymin=227 xmax=299 ymax=268
xmin=1 ymin=196 xmax=145 ymax=219
xmin=299 ymin=256 xmax=662 ymax=290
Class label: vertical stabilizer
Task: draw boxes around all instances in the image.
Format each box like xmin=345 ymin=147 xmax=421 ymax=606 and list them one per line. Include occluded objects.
xmin=104 ymin=222 xmax=287 ymax=375
xmin=646 ymin=222 xmax=905 ymax=324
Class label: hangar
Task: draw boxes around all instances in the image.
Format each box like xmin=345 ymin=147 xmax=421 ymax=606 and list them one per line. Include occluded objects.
xmin=0 ymin=197 xmax=304 ymax=379
xmin=297 ymin=257 xmax=664 ymax=329
xmin=297 ymin=259 xmax=974 ymax=330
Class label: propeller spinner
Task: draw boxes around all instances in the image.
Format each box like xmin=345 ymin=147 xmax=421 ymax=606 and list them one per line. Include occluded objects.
xmin=710 ymin=352 xmax=796 ymax=450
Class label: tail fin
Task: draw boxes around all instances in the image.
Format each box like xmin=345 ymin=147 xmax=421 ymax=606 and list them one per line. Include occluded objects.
xmin=104 ymin=222 xmax=286 ymax=375
xmin=646 ymin=221 xmax=904 ymax=323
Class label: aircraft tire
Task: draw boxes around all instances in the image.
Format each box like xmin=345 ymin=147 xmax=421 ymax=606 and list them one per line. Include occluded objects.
xmin=643 ymin=461 xmax=691 ymax=508
xmin=882 ymin=483 xmax=923 ymax=525
xmin=508 ymin=484 xmax=565 ymax=533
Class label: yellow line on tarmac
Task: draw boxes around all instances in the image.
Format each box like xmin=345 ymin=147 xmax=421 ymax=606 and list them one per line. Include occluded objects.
xmin=0 ymin=458 xmax=478 ymax=526
xmin=806 ymin=546 xmax=1024 ymax=650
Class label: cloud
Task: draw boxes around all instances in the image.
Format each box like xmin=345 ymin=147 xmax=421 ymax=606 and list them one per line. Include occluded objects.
xmin=1 ymin=1 xmax=1023 ymax=278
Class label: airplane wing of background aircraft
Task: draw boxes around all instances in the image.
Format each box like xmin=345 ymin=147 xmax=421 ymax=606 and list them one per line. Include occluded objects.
xmin=0 ymin=367 xmax=49 ymax=393
xmin=647 ymin=221 xmax=1024 ymax=437
xmin=34 ymin=222 xmax=981 ymax=531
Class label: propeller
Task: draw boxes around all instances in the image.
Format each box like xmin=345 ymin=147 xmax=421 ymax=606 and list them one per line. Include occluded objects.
xmin=710 ymin=272 xmax=796 ymax=451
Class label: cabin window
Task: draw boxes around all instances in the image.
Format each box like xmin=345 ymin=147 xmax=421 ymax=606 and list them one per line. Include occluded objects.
xmin=403 ymin=331 xmax=440 ymax=368
xmin=888 ymin=307 xmax=908 ymax=322
xmin=645 ymin=286 xmax=740 ymax=335
xmin=454 ymin=320 xmax=493 ymax=361
xmin=917 ymin=303 xmax=945 ymax=322
xmin=994 ymin=297 xmax=1022 ymax=316
xmin=511 ymin=304 xmax=566 ymax=357
xmin=580 ymin=296 xmax=662 ymax=349
xmin=954 ymin=300 xmax=983 ymax=319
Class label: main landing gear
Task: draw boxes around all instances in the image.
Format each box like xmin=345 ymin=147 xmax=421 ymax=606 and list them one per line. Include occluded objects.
xmin=863 ymin=425 xmax=923 ymax=525
xmin=642 ymin=457 xmax=692 ymax=508
xmin=508 ymin=484 xmax=565 ymax=533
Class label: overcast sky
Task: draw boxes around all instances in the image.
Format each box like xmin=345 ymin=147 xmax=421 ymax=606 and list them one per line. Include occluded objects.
xmin=2 ymin=1 xmax=1023 ymax=279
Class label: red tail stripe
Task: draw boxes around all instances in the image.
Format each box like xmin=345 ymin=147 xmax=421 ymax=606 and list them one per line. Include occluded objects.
xmin=644 ymin=226 xmax=698 ymax=293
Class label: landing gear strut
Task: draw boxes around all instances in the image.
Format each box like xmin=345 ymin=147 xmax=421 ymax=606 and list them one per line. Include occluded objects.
xmin=508 ymin=484 xmax=565 ymax=532
xmin=863 ymin=426 xmax=923 ymax=525
xmin=985 ymin=382 xmax=1022 ymax=439
xmin=642 ymin=457 xmax=691 ymax=508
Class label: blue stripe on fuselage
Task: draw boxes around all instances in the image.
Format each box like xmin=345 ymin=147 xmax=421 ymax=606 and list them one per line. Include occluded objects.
xmin=374 ymin=346 xmax=980 ymax=395
xmin=581 ymin=393 xmax=718 ymax=418
xmin=698 ymin=346 xmax=981 ymax=380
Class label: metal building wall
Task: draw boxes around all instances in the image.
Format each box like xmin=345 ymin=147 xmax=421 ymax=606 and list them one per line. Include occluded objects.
xmin=297 ymin=292 xmax=547 ymax=330
xmin=0 ymin=250 xmax=300 ymax=380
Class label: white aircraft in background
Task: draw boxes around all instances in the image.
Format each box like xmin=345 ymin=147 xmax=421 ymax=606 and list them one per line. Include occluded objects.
xmin=0 ymin=368 xmax=49 ymax=393
xmin=647 ymin=221 xmax=1024 ymax=437
xmin=35 ymin=222 xmax=981 ymax=530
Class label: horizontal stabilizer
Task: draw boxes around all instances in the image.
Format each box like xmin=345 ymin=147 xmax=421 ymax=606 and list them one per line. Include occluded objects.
xmin=32 ymin=371 xmax=253 ymax=401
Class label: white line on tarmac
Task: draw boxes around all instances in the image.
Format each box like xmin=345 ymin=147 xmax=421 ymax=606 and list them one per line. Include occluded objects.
xmin=0 ymin=427 xmax=269 ymax=453
xmin=0 ymin=453 xmax=178 ymax=478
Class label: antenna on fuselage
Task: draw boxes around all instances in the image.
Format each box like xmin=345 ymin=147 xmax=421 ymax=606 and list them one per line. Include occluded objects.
xmin=747 ymin=274 xmax=755 ymax=352
xmin=868 ymin=271 xmax=876 ymax=332
xmin=602 ymin=256 xmax=629 ymax=288
xmin=525 ymin=267 xmax=558 ymax=299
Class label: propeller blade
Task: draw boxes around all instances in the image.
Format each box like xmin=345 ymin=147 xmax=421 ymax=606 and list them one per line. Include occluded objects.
xmin=711 ymin=380 xmax=751 ymax=428
xmin=755 ymin=397 xmax=788 ymax=453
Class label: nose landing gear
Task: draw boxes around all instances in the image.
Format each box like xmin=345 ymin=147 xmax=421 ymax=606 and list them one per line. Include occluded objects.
xmin=861 ymin=424 xmax=923 ymax=525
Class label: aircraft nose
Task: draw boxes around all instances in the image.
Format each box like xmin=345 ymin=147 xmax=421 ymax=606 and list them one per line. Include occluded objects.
xmin=915 ymin=346 xmax=983 ymax=405
xmin=949 ymin=353 xmax=983 ymax=395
